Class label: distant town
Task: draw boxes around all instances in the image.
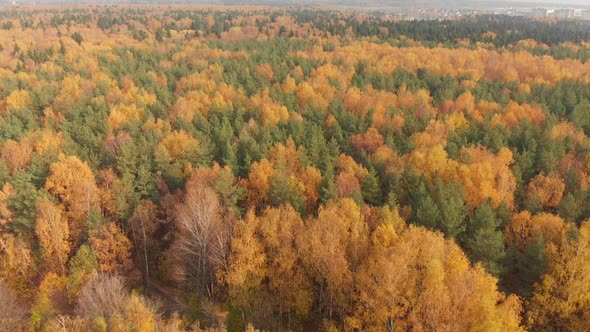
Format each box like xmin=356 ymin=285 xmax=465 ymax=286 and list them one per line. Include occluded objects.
xmin=381 ymin=7 xmax=590 ymax=21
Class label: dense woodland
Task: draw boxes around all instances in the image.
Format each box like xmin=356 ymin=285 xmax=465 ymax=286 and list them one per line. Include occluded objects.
xmin=1 ymin=5 xmax=590 ymax=331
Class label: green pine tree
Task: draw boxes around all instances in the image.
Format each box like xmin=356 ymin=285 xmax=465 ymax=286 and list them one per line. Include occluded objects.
xmin=465 ymin=201 xmax=506 ymax=276
xmin=361 ymin=167 xmax=382 ymax=205
xmin=432 ymin=179 xmax=467 ymax=239
xmin=411 ymin=181 xmax=440 ymax=230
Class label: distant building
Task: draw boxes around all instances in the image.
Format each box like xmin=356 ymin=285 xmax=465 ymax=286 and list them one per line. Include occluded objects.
xmin=584 ymin=11 xmax=590 ymax=21
xmin=554 ymin=9 xmax=574 ymax=19
xmin=532 ymin=8 xmax=548 ymax=17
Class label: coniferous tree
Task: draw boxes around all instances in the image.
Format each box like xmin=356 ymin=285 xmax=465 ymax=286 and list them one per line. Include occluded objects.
xmin=465 ymin=201 xmax=506 ymax=276
xmin=362 ymin=168 xmax=382 ymax=206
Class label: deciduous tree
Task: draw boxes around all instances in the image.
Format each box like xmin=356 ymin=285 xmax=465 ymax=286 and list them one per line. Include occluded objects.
xmin=45 ymin=155 xmax=99 ymax=245
xmin=526 ymin=172 xmax=565 ymax=208
xmin=0 ymin=282 xmax=27 ymax=331
xmin=527 ymin=221 xmax=590 ymax=331
xmin=35 ymin=198 xmax=70 ymax=275
xmin=88 ymin=222 xmax=133 ymax=275
xmin=350 ymin=225 xmax=523 ymax=331
xmin=172 ymin=183 xmax=227 ymax=296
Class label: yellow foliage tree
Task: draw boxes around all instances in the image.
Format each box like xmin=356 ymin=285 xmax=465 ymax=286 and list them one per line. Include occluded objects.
xmin=107 ymin=103 xmax=143 ymax=130
xmin=350 ymin=225 xmax=523 ymax=331
xmin=0 ymin=233 xmax=35 ymax=296
xmin=45 ymin=155 xmax=99 ymax=245
xmin=35 ymin=198 xmax=70 ymax=275
xmin=89 ymin=222 xmax=133 ymax=274
xmin=527 ymin=221 xmax=590 ymax=331
xmin=299 ymin=199 xmax=370 ymax=321
xmin=527 ymin=172 xmax=566 ymax=208
xmin=1 ymin=138 xmax=33 ymax=174
xmin=3 ymin=90 xmax=31 ymax=113
xmin=226 ymin=206 xmax=312 ymax=329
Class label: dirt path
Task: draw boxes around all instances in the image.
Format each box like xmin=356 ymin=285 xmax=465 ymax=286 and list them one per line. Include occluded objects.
xmin=147 ymin=280 xmax=186 ymax=315
xmin=147 ymin=281 xmax=229 ymax=324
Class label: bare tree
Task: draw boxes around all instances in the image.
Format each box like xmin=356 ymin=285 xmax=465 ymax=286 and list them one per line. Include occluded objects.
xmin=174 ymin=184 xmax=228 ymax=296
xmin=129 ymin=201 xmax=160 ymax=291
xmin=76 ymin=274 xmax=128 ymax=318
xmin=0 ymin=282 xmax=27 ymax=331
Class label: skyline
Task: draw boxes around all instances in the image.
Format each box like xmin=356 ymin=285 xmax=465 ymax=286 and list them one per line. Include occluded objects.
xmin=3 ymin=0 xmax=590 ymax=6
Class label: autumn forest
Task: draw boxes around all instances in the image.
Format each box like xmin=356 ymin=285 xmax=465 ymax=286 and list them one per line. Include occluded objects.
xmin=1 ymin=5 xmax=590 ymax=331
